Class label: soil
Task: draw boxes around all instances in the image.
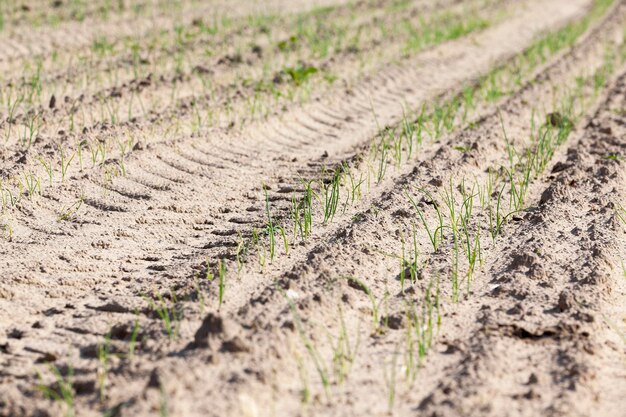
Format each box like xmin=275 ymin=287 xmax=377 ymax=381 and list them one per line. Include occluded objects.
xmin=0 ymin=0 xmax=625 ymax=416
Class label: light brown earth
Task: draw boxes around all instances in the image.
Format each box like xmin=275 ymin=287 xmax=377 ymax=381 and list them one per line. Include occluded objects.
xmin=0 ymin=0 xmax=625 ymax=416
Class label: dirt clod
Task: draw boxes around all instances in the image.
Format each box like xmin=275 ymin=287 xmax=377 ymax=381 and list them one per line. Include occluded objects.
xmin=558 ymin=290 xmax=576 ymax=312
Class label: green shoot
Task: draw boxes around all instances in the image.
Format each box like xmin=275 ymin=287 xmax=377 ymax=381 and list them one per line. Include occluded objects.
xmin=146 ymin=291 xmax=180 ymax=340
xmin=218 ymin=259 xmax=226 ymax=309
xmin=383 ymin=344 xmax=399 ymax=412
xmin=97 ymin=332 xmax=111 ymax=402
xmin=57 ymin=196 xmax=84 ymax=222
xmin=128 ymin=318 xmax=140 ymax=360
xmin=264 ymin=185 xmax=276 ymax=262
xmin=322 ymin=168 xmax=342 ymax=224
xmin=344 ymin=276 xmax=379 ymax=333
xmin=36 ymin=364 xmax=75 ymax=417
xmin=406 ymin=188 xmax=444 ymax=252
xmin=282 ymin=289 xmax=331 ymax=399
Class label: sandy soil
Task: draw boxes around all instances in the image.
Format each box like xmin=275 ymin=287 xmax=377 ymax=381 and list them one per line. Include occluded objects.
xmin=0 ymin=0 xmax=625 ymax=416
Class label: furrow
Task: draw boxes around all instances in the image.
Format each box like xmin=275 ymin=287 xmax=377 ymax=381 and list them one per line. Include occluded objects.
xmin=418 ymin=65 xmax=626 ymax=417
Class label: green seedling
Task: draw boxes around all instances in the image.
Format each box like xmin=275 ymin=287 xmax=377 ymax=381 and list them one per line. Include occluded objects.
xmin=617 ymin=205 xmax=626 ymax=225
xmin=383 ymin=344 xmax=399 ymax=412
xmin=264 ymin=185 xmax=277 ymax=262
xmin=128 ymin=317 xmax=141 ymax=360
xmin=25 ymin=60 xmax=43 ymax=104
xmin=453 ymin=145 xmax=472 ymax=153
xmin=59 ymin=147 xmax=75 ymax=182
xmin=442 ymin=180 xmax=461 ymax=301
xmin=404 ymin=275 xmax=441 ymax=380
xmin=344 ymin=276 xmax=379 ymax=333
xmin=38 ymin=156 xmax=54 ymax=185
xmin=0 ymin=223 xmax=12 ymax=240
xmin=462 ymin=86 xmax=476 ymax=122
xmin=399 ymin=232 xmax=407 ymax=291
xmin=22 ymin=172 xmax=41 ymax=199
xmin=235 ymin=232 xmax=247 ymax=273
xmin=22 ymin=112 xmax=41 ymax=149
xmin=376 ymin=134 xmax=389 ymax=184
xmin=323 ymin=168 xmax=342 ymax=224
xmin=457 ymin=183 xmax=482 ymax=289
xmin=292 ymin=194 xmax=303 ymax=239
xmin=97 ymin=332 xmax=112 ymax=402
xmin=488 ymin=182 xmax=512 ymax=241
xmin=345 ymin=167 xmax=365 ymax=206
xmin=484 ymin=71 xmax=503 ymax=102
xmin=408 ymin=223 xmax=420 ymax=284
xmin=218 ymin=258 xmax=227 ymax=308
xmin=146 ymin=291 xmax=180 ymax=340
xmin=88 ymin=141 xmax=99 ymax=168
xmin=277 ymin=35 xmax=298 ymax=52
xmin=398 ymin=226 xmax=421 ymax=291
xmin=602 ymin=314 xmax=626 ymax=345
xmin=283 ymin=66 xmax=318 ymax=86
xmin=36 ymin=364 xmax=75 ymax=417
xmin=283 ymin=289 xmax=331 ymax=399
xmin=3 ymin=91 xmax=23 ymax=142
xmin=279 ymin=225 xmax=290 ymax=254
xmin=327 ymin=306 xmax=360 ymax=385
xmin=390 ymin=127 xmax=403 ymax=167
xmin=0 ymin=180 xmax=18 ymax=210
xmin=98 ymin=141 xmax=107 ymax=167
xmin=251 ymin=227 xmax=267 ymax=268
xmin=57 ymin=196 xmax=84 ymax=222
xmin=406 ymin=188 xmax=444 ymax=252
xmin=401 ymin=109 xmax=416 ymax=159
xmin=159 ymin=383 xmax=169 ymax=417
xmin=293 ymin=349 xmax=312 ymax=403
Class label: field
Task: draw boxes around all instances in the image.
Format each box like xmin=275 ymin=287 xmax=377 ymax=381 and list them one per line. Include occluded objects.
xmin=1 ymin=0 xmax=626 ymax=416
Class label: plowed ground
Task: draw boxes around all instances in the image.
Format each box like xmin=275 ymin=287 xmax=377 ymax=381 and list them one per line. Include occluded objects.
xmin=0 ymin=1 xmax=625 ymax=416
